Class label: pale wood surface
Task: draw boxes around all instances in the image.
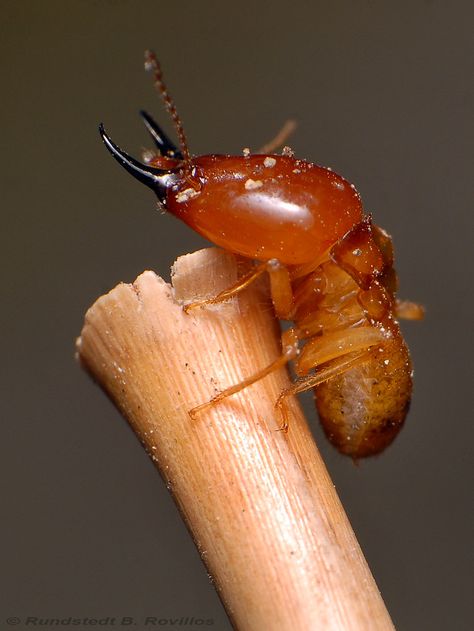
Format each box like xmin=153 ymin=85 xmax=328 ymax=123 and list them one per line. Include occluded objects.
xmin=77 ymin=248 xmax=395 ymax=631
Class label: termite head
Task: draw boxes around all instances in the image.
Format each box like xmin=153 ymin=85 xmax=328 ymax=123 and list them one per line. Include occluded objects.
xmin=100 ymin=52 xmax=364 ymax=266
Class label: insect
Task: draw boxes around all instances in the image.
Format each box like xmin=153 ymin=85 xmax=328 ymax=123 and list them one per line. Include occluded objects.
xmin=100 ymin=51 xmax=424 ymax=458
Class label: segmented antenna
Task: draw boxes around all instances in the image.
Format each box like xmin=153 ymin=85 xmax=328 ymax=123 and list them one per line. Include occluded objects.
xmin=144 ymin=50 xmax=191 ymax=163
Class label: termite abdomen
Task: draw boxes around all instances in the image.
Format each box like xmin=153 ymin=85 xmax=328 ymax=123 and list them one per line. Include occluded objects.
xmin=314 ymin=329 xmax=412 ymax=458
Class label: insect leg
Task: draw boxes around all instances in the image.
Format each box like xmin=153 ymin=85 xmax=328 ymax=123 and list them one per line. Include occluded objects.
xmin=183 ymin=261 xmax=268 ymax=313
xmin=184 ymin=259 xmax=293 ymax=317
xmin=266 ymin=259 xmax=294 ymax=319
xmin=258 ymin=119 xmax=297 ymax=154
xmin=294 ymin=326 xmax=385 ymax=376
xmin=188 ymin=328 xmax=299 ymax=420
xmin=275 ymin=350 xmax=373 ymax=432
xmin=395 ymin=299 xmax=425 ymax=320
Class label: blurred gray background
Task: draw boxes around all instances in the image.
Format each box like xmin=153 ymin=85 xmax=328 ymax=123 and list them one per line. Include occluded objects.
xmin=1 ymin=1 xmax=472 ymax=629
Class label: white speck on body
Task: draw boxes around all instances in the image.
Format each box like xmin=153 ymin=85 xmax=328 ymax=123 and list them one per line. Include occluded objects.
xmin=352 ymin=248 xmax=362 ymax=256
xmin=384 ymin=359 xmax=390 ymax=365
xmin=142 ymin=149 xmax=155 ymax=164
xmin=242 ymin=147 xmax=251 ymax=157
xmin=282 ymin=146 xmax=294 ymax=157
xmin=176 ymin=187 xmax=200 ymax=203
xmin=263 ymin=156 xmax=276 ymax=168
xmin=332 ymin=180 xmax=345 ymax=190
xmin=293 ymin=168 xmax=301 ymax=174
xmin=245 ymin=178 xmax=263 ymax=190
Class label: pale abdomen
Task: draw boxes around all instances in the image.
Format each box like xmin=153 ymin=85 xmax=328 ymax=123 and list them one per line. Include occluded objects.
xmin=314 ymin=331 xmax=413 ymax=458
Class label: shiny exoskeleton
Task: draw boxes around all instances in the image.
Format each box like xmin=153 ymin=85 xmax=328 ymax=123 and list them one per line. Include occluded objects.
xmin=99 ymin=51 xmax=423 ymax=458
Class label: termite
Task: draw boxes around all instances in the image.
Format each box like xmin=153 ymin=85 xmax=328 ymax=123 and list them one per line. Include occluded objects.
xmin=99 ymin=51 xmax=424 ymax=458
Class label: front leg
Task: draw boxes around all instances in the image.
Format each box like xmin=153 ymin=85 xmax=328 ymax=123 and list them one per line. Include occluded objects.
xmin=184 ymin=257 xmax=294 ymax=319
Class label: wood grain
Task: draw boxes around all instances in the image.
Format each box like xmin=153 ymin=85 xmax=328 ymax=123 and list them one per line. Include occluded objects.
xmin=77 ymin=248 xmax=395 ymax=631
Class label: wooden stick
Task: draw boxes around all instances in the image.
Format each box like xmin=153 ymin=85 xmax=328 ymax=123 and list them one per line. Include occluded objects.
xmin=76 ymin=248 xmax=395 ymax=631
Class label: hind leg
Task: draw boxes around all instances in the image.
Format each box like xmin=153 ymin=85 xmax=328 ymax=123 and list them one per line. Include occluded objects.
xmin=275 ymin=323 xmax=387 ymax=430
xmin=275 ymin=351 xmax=373 ymax=432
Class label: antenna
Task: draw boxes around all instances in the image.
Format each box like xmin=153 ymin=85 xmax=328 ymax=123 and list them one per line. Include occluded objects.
xmin=144 ymin=50 xmax=191 ymax=163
